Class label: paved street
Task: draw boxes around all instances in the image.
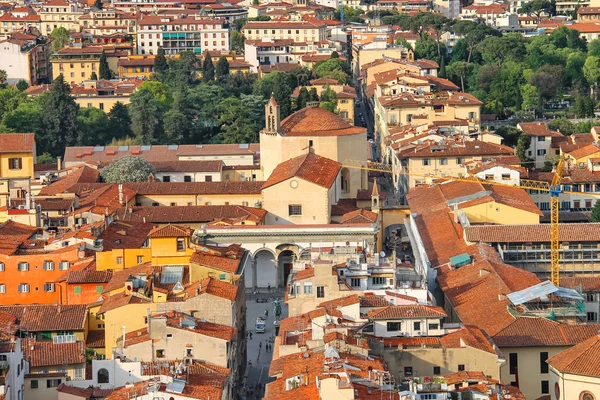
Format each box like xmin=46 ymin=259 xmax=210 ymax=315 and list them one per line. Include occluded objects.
xmin=243 ymin=292 xmax=287 ymax=400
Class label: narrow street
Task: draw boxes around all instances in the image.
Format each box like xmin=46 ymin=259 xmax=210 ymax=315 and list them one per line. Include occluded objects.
xmin=242 ymin=292 xmax=287 ymax=400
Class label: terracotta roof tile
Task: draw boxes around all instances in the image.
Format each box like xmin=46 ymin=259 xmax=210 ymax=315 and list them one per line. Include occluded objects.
xmin=173 ymin=277 xmax=238 ymax=302
xmin=190 ymin=244 xmax=246 ymax=274
xmin=64 ymin=144 xmax=259 ymax=164
xmin=398 ymin=140 xmax=514 ymax=158
xmin=440 ymin=326 xmax=498 ymax=355
xmin=118 ymin=205 xmax=266 ymax=224
xmin=99 ymin=221 xmax=155 ymax=251
xmin=517 ymin=122 xmax=563 ymax=137
xmin=292 ymin=268 xmax=315 ymax=280
xmin=340 ymin=208 xmax=378 ymax=224
xmin=442 ymin=370 xmax=488 ymax=385
xmin=98 ymin=293 xmax=151 ymax=314
xmin=147 ymin=224 xmax=193 ymax=238
xmin=318 ymin=294 xmax=360 ymax=310
xmin=86 ymin=330 xmax=105 ymax=348
xmin=560 ymin=276 xmax=600 ymax=292
xmin=0 ymin=305 xmax=87 ymax=332
xmin=367 ymin=305 xmax=446 ymax=319
xmin=465 ymin=223 xmax=600 ymax=243
xmin=121 ymin=181 xmax=263 ymax=195
xmin=359 ymin=295 xmax=390 ymax=307
xmin=0 ymin=133 xmax=35 ymax=153
xmin=103 ymin=263 xmax=153 ymax=294
xmin=493 ymin=317 xmax=599 ymax=347
xmin=547 ymin=334 xmax=600 ymax=376
xmin=262 ymin=152 xmax=341 ymax=190
xmin=278 ymin=107 xmax=365 ymax=137
xmin=66 ymin=270 xmax=113 ymax=284
xmin=150 ymin=160 xmax=223 ymax=173
xmin=38 ymin=165 xmax=100 ymax=196
xmin=23 ymin=339 xmax=86 ymax=367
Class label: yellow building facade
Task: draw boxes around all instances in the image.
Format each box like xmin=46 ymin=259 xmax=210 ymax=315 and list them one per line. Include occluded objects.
xmin=52 ymin=45 xmax=132 ymax=85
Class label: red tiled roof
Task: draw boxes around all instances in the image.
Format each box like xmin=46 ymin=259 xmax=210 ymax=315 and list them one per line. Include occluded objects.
xmin=175 ymin=277 xmax=238 ymax=301
xmin=147 ymin=224 xmax=193 ymax=238
xmin=359 ymin=295 xmax=390 ymax=307
xmin=38 ymin=165 xmax=100 ymax=196
xmin=340 ymin=208 xmax=378 ymax=224
xmin=119 ymin=205 xmax=266 ymax=224
xmin=560 ymin=276 xmax=600 ymax=292
xmin=547 ymin=334 xmax=600 ymax=376
xmin=567 ymin=143 xmax=600 ymax=159
xmin=517 ymin=122 xmax=563 ymax=137
xmin=150 ymin=160 xmax=223 ymax=173
xmin=0 ymin=133 xmax=35 ymax=153
xmin=436 ymin=260 xmax=541 ymax=336
xmin=293 ymin=268 xmax=315 ymax=280
xmin=0 ymin=305 xmax=87 ymax=331
xmin=279 ymin=107 xmax=365 ymax=137
xmin=367 ymin=305 xmax=446 ymax=319
xmin=98 ymin=293 xmax=151 ymax=314
xmin=86 ymin=330 xmax=105 ymax=348
xmin=465 ymin=223 xmax=600 ymax=243
xmin=23 ymin=339 xmax=86 ymax=367
xmin=398 ymin=140 xmax=514 ymax=158
xmin=442 ymin=370 xmax=488 ymax=385
xmin=318 ymin=294 xmax=360 ymax=310
xmin=66 ymin=270 xmax=113 ymax=284
xmin=262 ymin=152 xmax=341 ymax=190
xmin=99 ymin=221 xmax=155 ymax=251
xmin=102 ymin=262 xmax=153 ymax=294
xmin=440 ymin=326 xmax=498 ymax=355
xmin=493 ymin=317 xmax=599 ymax=347
xmin=190 ymin=244 xmax=246 ymax=274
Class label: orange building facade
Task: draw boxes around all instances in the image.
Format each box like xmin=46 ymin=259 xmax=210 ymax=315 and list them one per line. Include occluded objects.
xmin=0 ymin=246 xmax=82 ymax=305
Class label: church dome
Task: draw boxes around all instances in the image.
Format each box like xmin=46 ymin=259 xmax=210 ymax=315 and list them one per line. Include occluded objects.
xmin=279 ymin=107 xmax=366 ymax=137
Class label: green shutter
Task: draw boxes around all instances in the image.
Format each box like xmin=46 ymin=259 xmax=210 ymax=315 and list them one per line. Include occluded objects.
xmin=74 ymin=286 xmax=82 ymax=294
xmin=219 ymin=274 xmax=226 ymax=280
xmin=96 ymin=285 xmax=104 ymax=293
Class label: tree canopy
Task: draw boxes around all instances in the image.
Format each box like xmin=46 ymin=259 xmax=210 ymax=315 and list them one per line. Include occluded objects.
xmin=100 ymin=155 xmax=156 ymax=182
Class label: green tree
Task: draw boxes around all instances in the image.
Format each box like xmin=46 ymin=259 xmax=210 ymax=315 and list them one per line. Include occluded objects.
xmin=40 ymin=75 xmax=79 ymax=156
xmin=90 ymin=71 xmax=98 ymax=80
xmin=521 ymin=84 xmax=540 ymax=112
xmin=495 ymin=127 xmax=522 ymax=147
xmin=154 ymin=47 xmax=169 ymax=75
xmin=99 ymin=50 xmax=111 ymax=80
xmin=331 ymin=51 xmax=339 ymax=59
xmin=164 ymin=90 xmax=193 ymax=143
xmin=516 ymin=134 xmax=532 ymax=163
xmin=446 ymin=61 xmax=473 ymax=92
xmin=452 ymin=21 xmax=496 ymax=63
xmin=574 ymin=95 xmax=596 ymax=118
xmin=77 ymin=107 xmax=111 ymax=146
xmin=584 ymin=56 xmax=600 ymax=99
xmin=592 ymin=199 xmax=600 ymax=222
xmin=314 ymin=58 xmax=351 ymax=84
xmin=215 ymin=56 xmax=230 ymax=79
xmin=36 ymin=152 xmax=56 ymax=164
xmin=589 ymin=39 xmax=600 ymax=57
xmin=50 ymin=27 xmax=70 ymax=52
xmin=320 ymin=85 xmax=338 ymax=112
xmin=0 ymin=86 xmax=27 ymax=120
xmin=0 ymin=70 xmax=7 ymax=85
xmin=273 ymin=73 xmax=292 ymax=117
xmin=519 ymin=0 xmax=552 ymax=21
xmin=107 ymin=101 xmax=132 ymax=140
xmin=548 ymin=118 xmax=575 ymax=134
xmin=216 ymin=97 xmax=258 ymax=143
xmin=202 ymin=51 xmax=215 ymax=82
xmin=296 ymin=86 xmax=309 ymax=110
xmin=231 ymin=31 xmax=245 ymax=53
xmin=309 ymin=87 xmax=319 ymax=102
xmin=140 ymin=81 xmax=173 ymax=111
xmin=529 ymin=64 xmax=563 ymax=105
xmin=100 ymin=155 xmax=155 ymax=182
xmin=1 ymin=97 xmax=43 ymax=135
xmin=129 ymin=87 xmax=163 ymax=144
xmin=94 ymin=0 xmax=103 ymax=8
xmin=395 ymin=37 xmax=413 ymax=51
xmin=334 ymin=5 xmax=365 ymax=22
xmin=169 ymin=51 xmax=198 ymax=88
xmin=16 ymin=80 xmax=29 ymax=91
xmin=188 ymin=83 xmax=224 ymax=139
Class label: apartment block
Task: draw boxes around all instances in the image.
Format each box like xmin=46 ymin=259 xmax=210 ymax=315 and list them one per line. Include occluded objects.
xmin=39 ymin=0 xmax=84 ymax=36
xmin=0 ymin=31 xmax=51 ymax=85
xmin=51 ymin=45 xmax=132 ymax=84
xmin=136 ymin=15 xmax=229 ymax=55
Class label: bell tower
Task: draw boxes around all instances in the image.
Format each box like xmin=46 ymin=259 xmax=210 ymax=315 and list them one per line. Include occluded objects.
xmin=264 ymin=94 xmax=280 ymax=135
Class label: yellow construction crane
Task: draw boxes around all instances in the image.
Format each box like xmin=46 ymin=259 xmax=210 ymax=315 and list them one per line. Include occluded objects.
xmin=343 ymin=158 xmax=591 ymax=286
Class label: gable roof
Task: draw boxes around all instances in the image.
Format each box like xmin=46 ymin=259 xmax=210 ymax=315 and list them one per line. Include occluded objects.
xmin=262 ymin=152 xmax=340 ymax=190
xmin=23 ymin=339 xmax=86 ymax=367
xmin=38 ymin=165 xmax=100 ymax=196
xmin=0 ymin=133 xmax=35 ymax=153
xmin=340 ymin=208 xmax=378 ymax=224
xmin=547 ymin=334 xmax=600 ymax=376
xmin=147 ymin=224 xmax=193 ymax=238
xmin=0 ymin=305 xmax=87 ymax=332
xmin=493 ymin=317 xmax=599 ymax=347
xmin=517 ymin=122 xmax=562 ymax=137
xmin=367 ymin=305 xmax=446 ymax=319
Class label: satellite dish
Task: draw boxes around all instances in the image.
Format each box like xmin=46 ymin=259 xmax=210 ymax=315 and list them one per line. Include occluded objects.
xmin=380 ymin=251 xmax=386 ymax=258
xmin=303 ymin=353 xmax=309 ymax=358
xmin=201 ymin=317 xmax=206 ymax=323
xmin=294 ymin=330 xmax=300 ymax=335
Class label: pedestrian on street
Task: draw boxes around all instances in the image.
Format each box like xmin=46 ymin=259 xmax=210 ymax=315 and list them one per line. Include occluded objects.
xmin=268 ymin=282 xmax=271 ymax=293
xmin=259 ymin=341 xmax=262 ymax=350
xmin=264 ymin=309 xmax=268 ymax=317
xmin=249 ymin=332 xmax=253 ymax=340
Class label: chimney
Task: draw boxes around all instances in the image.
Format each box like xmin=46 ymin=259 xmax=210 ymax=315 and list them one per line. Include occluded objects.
xmin=118 ymin=184 xmax=124 ymax=205
xmin=57 ymin=304 xmax=61 ymax=314
xmin=57 ymin=156 xmax=63 ymax=170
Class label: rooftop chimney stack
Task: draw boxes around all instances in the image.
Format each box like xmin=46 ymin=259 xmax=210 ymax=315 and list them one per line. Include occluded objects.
xmin=57 ymin=156 xmax=63 ymax=171
xmin=118 ymin=184 xmax=124 ymax=205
